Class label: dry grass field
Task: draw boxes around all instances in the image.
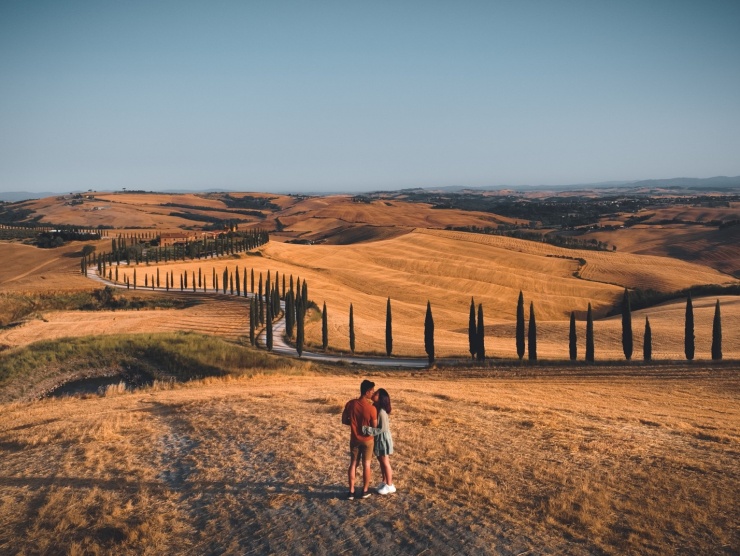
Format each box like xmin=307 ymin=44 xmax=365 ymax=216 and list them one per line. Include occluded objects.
xmin=1 ymin=192 xmax=739 ymax=555
xmin=0 ymin=241 xmax=105 ymax=293
xmin=100 ymin=229 xmax=737 ymax=359
xmin=0 ymin=369 xmax=737 ymax=555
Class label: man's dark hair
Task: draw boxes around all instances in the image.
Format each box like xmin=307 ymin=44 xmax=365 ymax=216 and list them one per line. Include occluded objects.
xmin=360 ymin=379 xmax=375 ymax=395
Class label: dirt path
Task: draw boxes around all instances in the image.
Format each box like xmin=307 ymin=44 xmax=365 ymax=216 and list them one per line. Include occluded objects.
xmin=1 ymin=257 xmax=63 ymax=284
xmin=87 ymin=267 xmax=431 ymax=368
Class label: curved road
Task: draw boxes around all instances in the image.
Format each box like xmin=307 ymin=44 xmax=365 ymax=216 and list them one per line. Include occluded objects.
xmin=87 ymin=266 xmax=430 ymax=368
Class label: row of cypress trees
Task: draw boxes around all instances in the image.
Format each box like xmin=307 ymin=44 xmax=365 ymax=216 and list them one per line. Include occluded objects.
xmin=313 ymin=291 xmax=725 ymax=363
xmin=112 ymin=261 xmax=726 ymax=363
xmin=299 ymin=298 xmax=436 ymax=364
xmin=81 ymin=230 xmax=269 ymax=276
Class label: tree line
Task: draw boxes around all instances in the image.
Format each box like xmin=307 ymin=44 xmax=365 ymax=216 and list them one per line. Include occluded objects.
xmin=80 ymin=229 xmax=269 ymax=276
xmin=283 ymin=289 xmax=724 ymax=364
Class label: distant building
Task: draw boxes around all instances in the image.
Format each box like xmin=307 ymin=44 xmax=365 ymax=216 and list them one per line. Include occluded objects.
xmin=159 ymin=231 xmax=219 ymax=247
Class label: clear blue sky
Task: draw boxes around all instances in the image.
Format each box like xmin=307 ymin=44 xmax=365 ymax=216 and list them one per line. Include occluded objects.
xmin=1 ymin=0 xmax=739 ymax=193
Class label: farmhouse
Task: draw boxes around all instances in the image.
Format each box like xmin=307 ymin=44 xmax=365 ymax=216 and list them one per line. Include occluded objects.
xmin=159 ymin=231 xmax=220 ymax=247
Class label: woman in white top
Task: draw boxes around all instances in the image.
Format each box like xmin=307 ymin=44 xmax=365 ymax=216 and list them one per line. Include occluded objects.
xmin=363 ymin=388 xmax=396 ymax=495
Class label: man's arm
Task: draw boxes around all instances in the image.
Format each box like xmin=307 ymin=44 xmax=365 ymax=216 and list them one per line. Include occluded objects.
xmin=341 ymin=402 xmax=351 ymax=426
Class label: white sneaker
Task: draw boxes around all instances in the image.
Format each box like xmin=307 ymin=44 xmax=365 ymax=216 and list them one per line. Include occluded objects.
xmin=376 ymin=482 xmax=386 ymax=491
xmin=378 ymin=484 xmax=396 ymax=495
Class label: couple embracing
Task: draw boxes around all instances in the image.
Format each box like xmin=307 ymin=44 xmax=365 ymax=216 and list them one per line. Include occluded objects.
xmin=341 ymin=379 xmax=396 ymax=500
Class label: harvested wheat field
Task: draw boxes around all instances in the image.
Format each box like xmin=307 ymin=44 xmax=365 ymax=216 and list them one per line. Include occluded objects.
xmin=0 ymin=241 xmax=107 ymax=293
xmin=0 ymin=369 xmax=737 ymax=554
xmin=277 ymin=196 xmax=515 ymax=243
xmin=115 ymin=229 xmax=737 ymax=359
xmin=586 ymin=224 xmax=740 ymax=278
xmin=0 ymin=292 xmax=249 ymax=349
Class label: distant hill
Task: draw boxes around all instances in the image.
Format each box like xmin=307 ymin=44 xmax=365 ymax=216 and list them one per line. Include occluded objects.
xmin=627 ymin=176 xmax=740 ymax=190
xmin=0 ymin=191 xmax=56 ymax=202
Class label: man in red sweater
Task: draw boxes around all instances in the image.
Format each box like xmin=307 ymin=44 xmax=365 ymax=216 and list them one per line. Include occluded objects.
xmin=342 ymin=379 xmax=378 ymax=500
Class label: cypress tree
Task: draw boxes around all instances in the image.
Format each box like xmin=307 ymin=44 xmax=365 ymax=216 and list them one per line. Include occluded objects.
xmin=230 ymin=273 xmax=234 ymax=295
xmin=266 ymin=296 xmax=273 ymax=351
xmin=586 ymin=303 xmax=595 ymax=362
xmin=685 ymin=293 xmax=695 ymax=361
xmin=468 ymin=297 xmax=477 ymax=359
xmin=258 ymin=279 xmax=264 ymax=324
xmin=349 ymin=303 xmax=355 ymax=355
xmin=285 ymin=291 xmax=295 ymax=338
xmin=712 ymin=299 xmax=722 ymax=361
xmin=198 ymin=267 xmax=202 ymax=288
xmin=156 ymin=268 xmax=160 ymax=288
xmin=212 ymin=268 xmax=216 ymax=291
xmin=251 ymin=268 xmax=255 ymax=293
xmin=322 ymin=302 xmax=328 ymax=351
xmin=184 ymin=271 xmax=187 ymax=289
xmin=424 ymin=301 xmax=435 ymax=365
xmin=192 ymin=271 xmax=196 ymax=292
xmin=301 ymin=280 xmax=308 ymax=308
xmin=296 ymin=302 xmax=304 ymax=357
xmin=223 ymin=267 xmax=228 ymax=294
xmin=145 ymin=274 xmax=148 ymax=288
xmin=243 ymin=268 xmax=247 ymax=297
xmin=528 ymin=301 xmax=537 ymax=361
xmin=273 ymin=285 xmax=280 ymax=316
xmin=133 ymin=268 xmax=137 ymax=289
xmin=516 ymin=291 xmax=525 ymax=360
xmin=235 ymin=267 xmax=240 ymax=296
xmin=385 ymin=297 xmax=393 ymax=357
xmin=643 ymin=316 xmax=652 ymax=361
xmin=179 ymin=274 xmax=183 ymax=291
xmin=249 ymin=297 xmax=256 ymax=346
xmin=621 ymin=288 xmax=633 ymax=360
xmin=282 ymin=274 xmax=286 ymax=299
xmin=569 ymin=311 xmax=577 ymax=361
xmin=476 ymin=304 xmax=485 ymax=361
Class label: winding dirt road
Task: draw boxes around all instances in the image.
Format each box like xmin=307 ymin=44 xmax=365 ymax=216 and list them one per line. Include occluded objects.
xmin=87 ymin=266 xmax=430 ymax=368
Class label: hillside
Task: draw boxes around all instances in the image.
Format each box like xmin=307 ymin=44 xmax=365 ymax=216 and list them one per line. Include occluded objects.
xmin=44 ymin=229 xmax=735 ymax=360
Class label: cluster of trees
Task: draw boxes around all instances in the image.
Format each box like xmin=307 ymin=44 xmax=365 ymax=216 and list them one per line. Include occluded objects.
xmin=80 ymin=230 xmax=269 ymax=275
xmin=39 ymin=229 xmax=101 ymax=249
xmin=448 ymin=226 xmax=614 ymax=252
xmin=250 ymin=271 xmax=311 ymax=355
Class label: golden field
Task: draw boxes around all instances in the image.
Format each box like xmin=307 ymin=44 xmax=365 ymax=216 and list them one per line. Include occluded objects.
xmin=1 ymin=192 xmax=739 ymax=554
xmin=93 ymin=228 xmax=738 ymax=359
xmin=0 ymin=370 xmax=737 ymax=555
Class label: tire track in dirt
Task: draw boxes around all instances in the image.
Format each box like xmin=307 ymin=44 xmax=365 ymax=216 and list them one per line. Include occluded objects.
xmin=1 ymin=256 xmax=62 ymax=284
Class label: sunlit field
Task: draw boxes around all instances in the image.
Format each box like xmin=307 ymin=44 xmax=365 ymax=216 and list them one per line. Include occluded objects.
xmin=1 ymin=370 xmax=737 ymax=555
